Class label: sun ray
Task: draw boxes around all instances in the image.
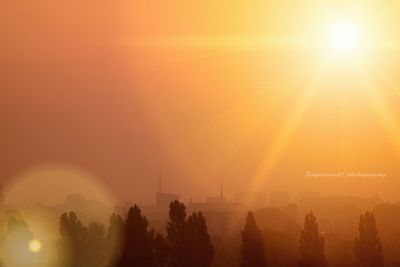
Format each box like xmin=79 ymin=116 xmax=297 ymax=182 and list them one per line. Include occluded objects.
xmin=355 ymin=69 xmax=400 ymax=158
xmin=245 ymin=64 xmax=328 ymax=193
xmin=123 ymin=35 xmax=318 ymax=50
xmin=160 ymin=87 xmax=287 ymax=182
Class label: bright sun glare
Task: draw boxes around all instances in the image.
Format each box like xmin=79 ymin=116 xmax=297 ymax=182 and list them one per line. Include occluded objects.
xmin=329 ymin=21 xmax=360 ymax=51
xmin=28 ymin=239 xmax=42 ymax=254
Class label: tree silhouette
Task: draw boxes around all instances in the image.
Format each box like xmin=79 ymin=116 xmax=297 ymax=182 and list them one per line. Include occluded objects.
xmin=333 ymin=240 xmax=356 ymax=267
xmin=354 ymin=212 xmax=384 ymax=267
xmin=241 ymin=211 xmax=267 ymax=267
xmin=118 ymin=205 xmax=154 ymax=267
xmin=152 ymin=232 xmax=169 ymax=267
xmin=167 ymin=201 xmax=214 ymax=267
xmin=298 ymin=212 xmax=326 ymax=267
xmin=167 ymin=200 xmax=189 ymax=267
xmin=187 ymin=211 xmax=214 ymax=267
xmin=1 ymin=216 xmax=34 ymax=267
xmin=59 ymin=211 xmax=89 ymax=267
xmin=106 ymin=213 xmax=125 ymax=267
xmin=86 ymin=222 xmax=107 ymax=267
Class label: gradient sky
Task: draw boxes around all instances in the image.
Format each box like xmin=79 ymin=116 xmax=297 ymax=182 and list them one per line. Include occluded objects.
xmin=1 ymin=1 xmax=400 ymax=203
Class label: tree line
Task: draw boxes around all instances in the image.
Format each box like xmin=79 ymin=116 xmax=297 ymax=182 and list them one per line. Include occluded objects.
xmin=58 ymin=202 xmax=385 ymax=267
xmin=242 ymin=211 xmax=383 ymax=267
xmin=58 ymin=200 xmax=214 ymax=267
xmin=0 ymin=200 xmax=384 ymax=267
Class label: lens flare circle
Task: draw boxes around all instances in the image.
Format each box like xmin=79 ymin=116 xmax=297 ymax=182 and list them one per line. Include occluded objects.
xmin=29 ymin=239 xmax=42 ymax=253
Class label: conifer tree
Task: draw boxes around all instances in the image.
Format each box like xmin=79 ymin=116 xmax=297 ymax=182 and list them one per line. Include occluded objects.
xmin=86 ymin=222 xmax=107 ymax=267
xmin=106 ymin=213 xmax=125 ymax=267
xmin=241 ymin=211 xmax=267 ymax=267
xmin=187 ymin=211 xmax=214 ymax=267
xmin=298 ymin=212 xmax=326 ymax=267
xmin=118 ymin=205 xmax=154 ymax=267
xmin=152 ymin=232 xmax=169 ymax=267
xmin=59 ymin=212 xmax=89 ymax=267
xmin=167 ymin=201 xmax=214 ymax=267
xmin=167 ymin=200 xmax=190 ymax=267
xmin=354 ymin=212 xmax=384 ymax=267
xmin=1 ymin=217 xmax=34 ymax=266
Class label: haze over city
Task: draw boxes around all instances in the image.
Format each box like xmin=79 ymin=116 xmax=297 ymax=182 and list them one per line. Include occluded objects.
xmin=2 ymin=1 xmax=400 ymax=267
xmin=2 ymin=1 xmax=400 ymax=204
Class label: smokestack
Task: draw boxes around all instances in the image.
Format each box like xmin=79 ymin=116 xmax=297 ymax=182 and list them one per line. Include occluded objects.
xmin=159 ymin=173 xmax=162 ymax=193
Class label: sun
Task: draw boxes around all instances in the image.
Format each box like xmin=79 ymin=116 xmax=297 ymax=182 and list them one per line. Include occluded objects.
xmin=329 ymin=21 xmax=360 ymax=51
xmin=28 ymin=239 xmax=42 ymax=253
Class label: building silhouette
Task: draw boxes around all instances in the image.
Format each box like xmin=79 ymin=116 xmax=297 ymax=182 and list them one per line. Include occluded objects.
xmin=155 ymin=173 xmax=180 ymax=209
xmin=188 ymin=185 xmax=246 ymax=212
xmin=206 ymin=184 xmax=226 ymax=203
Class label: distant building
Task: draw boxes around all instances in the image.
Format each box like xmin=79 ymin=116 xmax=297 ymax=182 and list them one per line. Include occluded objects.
xmin=189 ymin=185 xmax=246 ymax=212
xmin=188 ymin=201 xmax=246 ymax=212
xmin=235 ymin=192 xmax=266 ymax=208
xmin=206 ymin=185 xmax=226 ymax=203
xmin=155 ymin=174 xmax=180 ymax=209
xmin=156 ymin=192 xmax=180 ymax=208
xmin=270 ymin=191 xmax=291 ymax=207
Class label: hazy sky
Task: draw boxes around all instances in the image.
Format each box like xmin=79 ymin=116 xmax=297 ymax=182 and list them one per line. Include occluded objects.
xmin=1 ymin=1 xmax=400 ymax=203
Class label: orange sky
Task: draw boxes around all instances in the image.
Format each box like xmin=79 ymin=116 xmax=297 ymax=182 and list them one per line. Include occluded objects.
xmin=1 ymin=1 xmax=400 ymax=203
